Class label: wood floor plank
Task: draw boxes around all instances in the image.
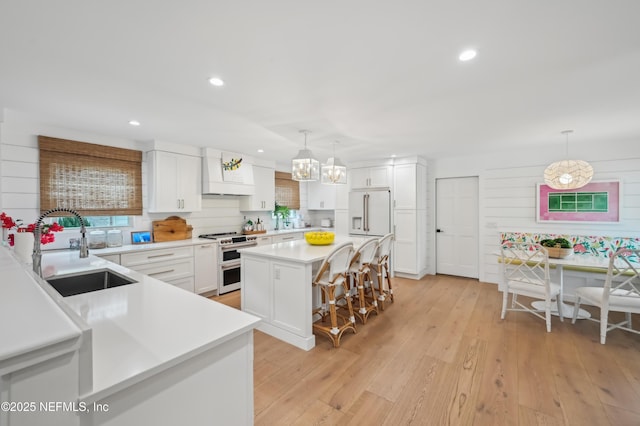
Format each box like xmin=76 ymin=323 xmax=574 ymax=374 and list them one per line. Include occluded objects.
xmin=518 ymin=405 xmax=564 ymax=426
xmin=547 ymin=320 xmax=612 ymax=426
xmin=472 ymin=325 xmax=519 ymax=426
xmin=575 ymin=333 xmax=640 ymax=412
xmin=343 ymin=390 xmax=393 ymax=426
xmin=425 ymin=278 xmax=480 ymax=363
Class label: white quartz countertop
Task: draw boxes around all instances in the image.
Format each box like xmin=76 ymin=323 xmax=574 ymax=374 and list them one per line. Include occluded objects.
xmin=240 ymin=236 xmax=364 ymax=264
xmin=0 ymin=248 xmax=82 ymax=364
xmin=73 ymin=228 xmax=328 ymax=256
xmin=6 ymin=249 xmax=260 ymax=403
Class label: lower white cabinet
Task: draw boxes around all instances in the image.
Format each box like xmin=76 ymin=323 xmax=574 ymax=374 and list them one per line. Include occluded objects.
xmin=96 ymin=253 xmax=121 ymax=265
xmin=255 ymin=235 xmax=273 ymax=246
xmin=121 ymin=246 xmax=195 ymax=292
xmin=272 ymin=232 xmax=303 ymax=243
xmin=194 ymin=242 xmax=218 ymax=294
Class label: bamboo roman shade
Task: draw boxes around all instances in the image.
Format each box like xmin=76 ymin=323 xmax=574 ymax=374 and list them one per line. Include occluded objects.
xmin=38 ymin=136 xmax=143 ymax=216
xmin=275 ymin=171 xmax=300 ymax=210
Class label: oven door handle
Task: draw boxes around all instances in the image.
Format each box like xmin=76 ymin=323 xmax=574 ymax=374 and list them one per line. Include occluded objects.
xmin=220 ymin=262 xmax=241 ymax=271
xmin=220 ymin=241 xmax=257 ymax=250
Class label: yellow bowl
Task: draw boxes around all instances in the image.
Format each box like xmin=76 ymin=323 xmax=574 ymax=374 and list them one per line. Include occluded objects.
xmin=304 ymin=231 xmax=335 ymax=246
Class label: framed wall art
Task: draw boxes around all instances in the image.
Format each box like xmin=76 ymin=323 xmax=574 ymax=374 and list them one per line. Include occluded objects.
xmin=536 ymin=180 xmax=621 ymax=223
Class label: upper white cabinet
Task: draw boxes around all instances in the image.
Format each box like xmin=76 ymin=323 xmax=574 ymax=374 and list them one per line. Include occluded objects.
xmin=148 ymin=150 xmax=201 ymax=212
xmin=307 ymin=180 xmax=336 ymax=210
xmin=240 ymin=165 xmax=275 ymax=211
xmin=350 ymin=165 xmax=392 ymax=189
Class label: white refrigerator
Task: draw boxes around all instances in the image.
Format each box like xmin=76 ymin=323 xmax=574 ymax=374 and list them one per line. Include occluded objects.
xmin=348 ymin=189 xmax=391 ymax=237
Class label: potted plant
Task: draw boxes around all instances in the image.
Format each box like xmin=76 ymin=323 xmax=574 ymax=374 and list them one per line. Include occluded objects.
xmin=540 ymin=238 xmax=574 ymax=258
xmin=274 ymin=203 xmax=290 ymax=230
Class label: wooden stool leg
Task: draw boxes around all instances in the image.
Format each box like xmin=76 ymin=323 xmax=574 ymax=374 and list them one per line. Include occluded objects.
xmin=376 ymin=267 xmax=387 ymax=311
xmin=342 ymin=281 xmax=356 ymax=327
xmin=384 ymin=261 xmax=394 ymax=303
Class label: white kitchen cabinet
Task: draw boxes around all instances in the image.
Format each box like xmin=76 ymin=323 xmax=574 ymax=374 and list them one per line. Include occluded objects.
xmin=350 ymin=165 xmax=392 ymax=189
xmin=272 ymin=232 xmax=303 ymax=243
xmin=334 ymin=209 xmax=349 ymax=236
xmin=335 ymin=180 xmax=349 ymax=210
xmin=148 ymin=150 xmax=202 ymax=212
xmin=194 ymin=242 xmax=218 ymax=294
xmin=96 ymin=253 xmax=121 ymax=264
xmin=307 ymin=180 xmax=336 ymax=210
xmin=392 ymin=159 xmax=428 ymax=278
xmin=255 ymin=235 xmax=273 ymax=246
xmin=121 ymin=245 xmax=195 ymax=292
xmin=239 ymin=165 xmax=275 ymax=211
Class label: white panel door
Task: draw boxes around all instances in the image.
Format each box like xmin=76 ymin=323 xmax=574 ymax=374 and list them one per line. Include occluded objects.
xmin=436 ymin=177 xmax=479 ymax=278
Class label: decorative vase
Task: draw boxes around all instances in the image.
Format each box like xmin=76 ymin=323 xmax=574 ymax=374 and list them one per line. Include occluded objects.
xmin=14 ymin=232 xmax=34 ymax=264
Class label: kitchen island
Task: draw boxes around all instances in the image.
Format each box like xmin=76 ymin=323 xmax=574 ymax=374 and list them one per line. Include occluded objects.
xmin=1 ymin=248 xmax=260 ymax=426
xmin=240 ymin=236 xmax=361 ymax=351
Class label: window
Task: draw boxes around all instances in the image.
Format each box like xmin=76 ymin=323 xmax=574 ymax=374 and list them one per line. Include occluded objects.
xmin=275 ymin=171 xmax=300 ymax=210
xmin=54 ymin=215 xmax=130 ymax=228
xmin=38 ymin=136 xmax=143 ymax=216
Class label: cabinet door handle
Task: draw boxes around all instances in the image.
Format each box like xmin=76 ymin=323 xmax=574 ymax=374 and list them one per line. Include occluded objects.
xmin=149 ymin=269 xmax=175 ymax=276
xmin=177 ymin=199 xmax=181 ymax=209
xmin=148 ymin=253 xmax=175 ymax=259
xmin=181 ymin=199 xmax=185 ymax=209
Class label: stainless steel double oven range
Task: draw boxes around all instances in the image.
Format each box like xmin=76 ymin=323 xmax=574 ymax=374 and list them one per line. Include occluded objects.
xmin=198 ymin=232 xmax=258 ymax=295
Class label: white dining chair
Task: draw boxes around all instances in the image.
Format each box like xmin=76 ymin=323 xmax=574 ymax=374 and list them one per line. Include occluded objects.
xmin=500 ymin=242 xmax=563 ymax=332
xmin=571 ymin=248 xmax=640 ymax=344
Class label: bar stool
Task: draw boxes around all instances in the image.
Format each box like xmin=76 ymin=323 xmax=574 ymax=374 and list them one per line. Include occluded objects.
xmin=348 ymin=237 xmax=380 ymax=324
xmin=312 ymin=242 xmax=357 ymax=347
xmin=371 ymin=233 xmax=394 ymax=310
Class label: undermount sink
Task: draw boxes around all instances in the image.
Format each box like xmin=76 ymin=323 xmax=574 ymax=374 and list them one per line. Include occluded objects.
xmin=46 ymin=269 xmax=137 ymax=297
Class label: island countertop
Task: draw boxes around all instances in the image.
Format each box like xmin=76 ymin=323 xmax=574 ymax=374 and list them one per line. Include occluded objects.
xmin=239 ymin=236 xmax=362 ymax=264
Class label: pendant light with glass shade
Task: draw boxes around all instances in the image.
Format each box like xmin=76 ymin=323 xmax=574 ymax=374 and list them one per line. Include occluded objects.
xmin=543 ymin=130 xmax=593 ymax=189
xmin=321 ymin=141 xmax=347 ymax=185
xmin=291 ymin=130 xmax=319 ymax=181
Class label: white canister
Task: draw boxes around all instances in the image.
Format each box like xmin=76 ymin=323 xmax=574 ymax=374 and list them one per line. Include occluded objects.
xmin=14 ymin=232 xmax=34 ymax=264
xmin=107 ymin=229 xmax=123 ymax=247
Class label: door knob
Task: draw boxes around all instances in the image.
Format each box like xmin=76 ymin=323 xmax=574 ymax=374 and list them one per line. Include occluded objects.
xmin=436 ymin=229 xmax=443 ymax=233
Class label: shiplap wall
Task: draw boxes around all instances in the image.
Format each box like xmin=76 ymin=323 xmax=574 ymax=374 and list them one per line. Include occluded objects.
xmin=434 ymin=142 xmax=640 ymax=285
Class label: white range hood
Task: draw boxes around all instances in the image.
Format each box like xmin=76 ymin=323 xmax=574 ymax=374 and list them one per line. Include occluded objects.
xmin=202 ymin=148 xmax=255 ymax=195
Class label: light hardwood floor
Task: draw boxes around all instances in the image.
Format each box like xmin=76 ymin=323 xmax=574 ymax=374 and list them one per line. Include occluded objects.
xmin=212 ymin=275 xmax=640 ymax=425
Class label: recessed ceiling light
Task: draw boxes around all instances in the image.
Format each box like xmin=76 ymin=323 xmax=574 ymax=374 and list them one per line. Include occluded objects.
xmin=257 ymin=149 xmax=264 ymax=153
xmin=391 ymin=154 xmax=397 ymax=158
xmin=459 ymin=49 xmax=477 ymax=61
xmin=209 ymin=77 xmax=225 ymax=87
xmin=129 ymin=120 xmax=141 ymax=126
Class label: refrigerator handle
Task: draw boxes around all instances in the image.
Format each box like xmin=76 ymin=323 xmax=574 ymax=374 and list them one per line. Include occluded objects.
xmin=364 ymin=193 xmax=369 ymax=232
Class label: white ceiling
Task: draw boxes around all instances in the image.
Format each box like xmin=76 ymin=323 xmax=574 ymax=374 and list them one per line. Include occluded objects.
xmin=1 ymin=1 xmax=639 ymax=168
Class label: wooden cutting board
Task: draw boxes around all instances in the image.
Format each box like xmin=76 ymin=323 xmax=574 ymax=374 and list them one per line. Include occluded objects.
xmin=152 ymin=216 xmax=193 ymax=242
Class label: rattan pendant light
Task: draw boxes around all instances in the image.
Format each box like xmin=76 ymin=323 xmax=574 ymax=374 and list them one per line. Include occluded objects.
xmin=291 ymin=130 xmax=319 ymax=181
xmin=543 ymin=130 xmax=593 ymax=189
